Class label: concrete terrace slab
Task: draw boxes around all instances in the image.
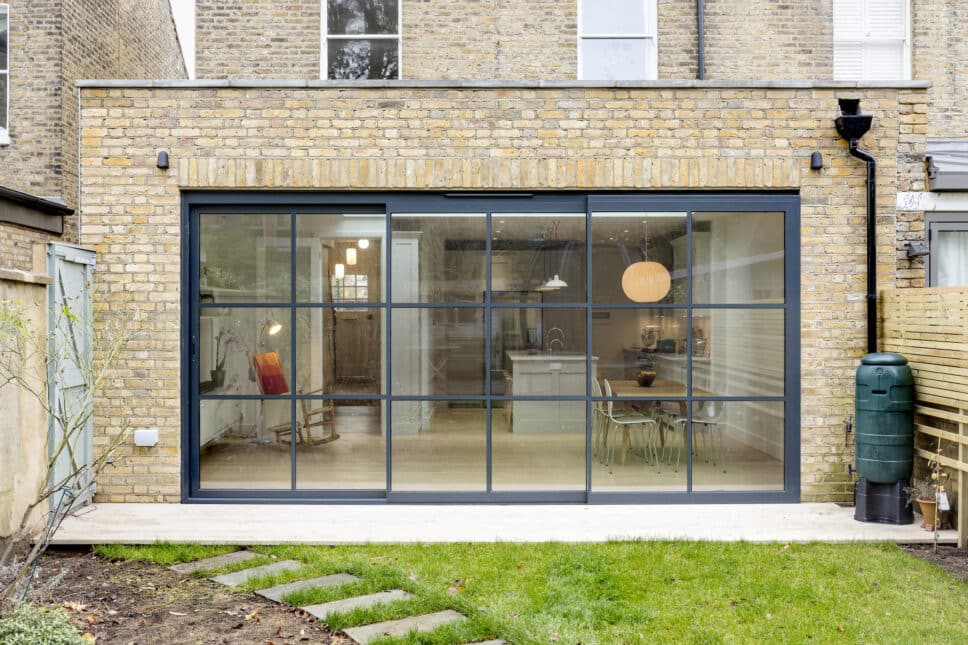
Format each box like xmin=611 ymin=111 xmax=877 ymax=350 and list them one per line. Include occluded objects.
xmin=210 ymin=560 xmax=302 ymax=586
xmin=343 ymin=610 xmax=466 ymax=644
xmin=255 ymin=574 xmax=359 ymax=602
xmin=302 ymin=589 xmax=412 ymax=620
xmin=53 ymin=503 xmax=956 ymax=544
xmin=168 ymin=550 xmax=260 ymax=574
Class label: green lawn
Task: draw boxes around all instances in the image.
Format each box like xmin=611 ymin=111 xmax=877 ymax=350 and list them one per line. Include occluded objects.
xmin=96 ymin=542 xmax=968 ymax=644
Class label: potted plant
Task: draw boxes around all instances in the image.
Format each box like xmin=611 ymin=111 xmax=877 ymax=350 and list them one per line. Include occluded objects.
xmin=212 ymin=328 xmax=240 ymax=387
xmin=904 ymin=477 xmax=937 ymax=530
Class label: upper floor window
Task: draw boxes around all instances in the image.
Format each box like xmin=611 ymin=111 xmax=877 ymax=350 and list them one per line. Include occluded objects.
xmin=578 ymin=0 xmax=657 ymax=81
xmin=321 ymin=1 xmax=400 ymax=80
xmin=833 ymin=0 xmax=910 ymax=81
xmin=1 ymin=3 xmax=9 ymax=143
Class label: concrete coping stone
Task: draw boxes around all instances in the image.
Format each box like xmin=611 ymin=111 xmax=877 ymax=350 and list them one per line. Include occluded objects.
xmin=343 ymin=610 xmax=467 ymax=644
xmin=76 ymin=79 xmax=932 ymax=90
xmin=0 ymin=268 xmax=52 ymax=286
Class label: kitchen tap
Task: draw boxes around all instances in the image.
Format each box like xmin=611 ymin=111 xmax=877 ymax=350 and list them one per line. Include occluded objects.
xmin=546 ymin=327 xmax=565 ymax=353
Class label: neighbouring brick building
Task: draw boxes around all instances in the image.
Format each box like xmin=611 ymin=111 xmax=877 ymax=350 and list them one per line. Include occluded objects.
xmin=71 ymin=1 xmax=965 ymax=507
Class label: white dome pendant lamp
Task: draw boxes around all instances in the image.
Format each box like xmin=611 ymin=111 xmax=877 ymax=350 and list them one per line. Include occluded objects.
xmin=621 ymin=216 xmax=671 ymax=303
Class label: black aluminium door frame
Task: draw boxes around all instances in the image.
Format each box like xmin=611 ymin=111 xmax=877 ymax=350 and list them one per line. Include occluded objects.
xmin=180 ymin=191 xmax=801 ymax=504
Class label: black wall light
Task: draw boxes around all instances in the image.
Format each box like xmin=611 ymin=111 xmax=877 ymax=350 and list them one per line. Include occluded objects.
xmin=810 ymin=151 xmax=823 ymax=170
xmin=906 ymin=242 xmax=929 ymax=258
xmin=156 ymin=151 xmax=170 ymax=169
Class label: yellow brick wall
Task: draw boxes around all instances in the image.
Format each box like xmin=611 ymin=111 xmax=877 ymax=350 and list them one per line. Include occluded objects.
xmin=78 ymin=83 xmax=927 ymax=503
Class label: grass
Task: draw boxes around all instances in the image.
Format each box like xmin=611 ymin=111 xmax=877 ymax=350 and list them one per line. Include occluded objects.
xmin=96 ymin=541 xmax=968 ymax=644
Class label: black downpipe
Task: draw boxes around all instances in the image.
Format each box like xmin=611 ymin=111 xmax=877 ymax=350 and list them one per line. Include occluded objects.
xmin=697 ymin=0 xmax=705 ymax=80
xmin=835 ymin=99 xmax=877 ymax=353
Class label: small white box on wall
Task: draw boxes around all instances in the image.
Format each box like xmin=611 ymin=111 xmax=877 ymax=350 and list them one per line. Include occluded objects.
xmin=133 ymin=427 xmax=159 ymax=447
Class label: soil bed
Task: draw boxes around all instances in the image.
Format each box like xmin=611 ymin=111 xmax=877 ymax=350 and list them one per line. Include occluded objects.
xmin=902 ymin=543 xmax=968 ymax=581
xmin=32 ymin=549 xmax=351 ymax=644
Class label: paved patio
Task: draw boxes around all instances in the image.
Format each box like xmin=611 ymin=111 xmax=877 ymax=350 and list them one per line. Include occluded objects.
xmin=52 ymin=502 xmax=956 ymax=544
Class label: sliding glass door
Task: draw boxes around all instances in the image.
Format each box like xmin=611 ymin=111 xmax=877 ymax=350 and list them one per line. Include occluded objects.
xmin=184 ymin=193 xmax=799 ymax=502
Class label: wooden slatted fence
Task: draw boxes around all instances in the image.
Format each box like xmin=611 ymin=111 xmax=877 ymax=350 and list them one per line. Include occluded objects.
xmin=881 ymin=287 xmax=968 ymax=547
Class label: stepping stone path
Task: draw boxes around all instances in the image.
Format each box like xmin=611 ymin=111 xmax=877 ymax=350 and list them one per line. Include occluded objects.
xmin=170 ymin=550 xmax=496 ymax=644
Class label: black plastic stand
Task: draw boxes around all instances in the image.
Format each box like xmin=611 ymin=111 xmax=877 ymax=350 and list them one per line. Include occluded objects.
xmin=854 ymin=478 xmax=914 ymax=525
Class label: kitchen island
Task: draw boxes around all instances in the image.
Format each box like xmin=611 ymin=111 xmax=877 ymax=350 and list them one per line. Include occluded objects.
xmin=506 ymin=351 xmax=598 ymax=434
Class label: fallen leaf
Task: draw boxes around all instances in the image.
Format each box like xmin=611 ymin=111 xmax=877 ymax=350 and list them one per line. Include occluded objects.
xmin=169 ymin=611 xmax=188 ymax=616
xmin=106 ymin=610 xmax=118 ymax=616
xmin=275 ymin=627 xmax=294 ymax=639
xmin=766 ymin=613 xmax=773 ymax=620
xmin=63 ymin=601 xmax=88 ymax=612
xmin=80 ymin=633 xmax=96 ymax=644
xmin=86 ymin=614 xmax=98 ymax=624
xmin=231 ymin=622 xmax=244 ymax=629
xmin=245 ymin=609 xmax=260 ymax=620
xmin=837 ymin=625 xmax=845 ymax=633
xmin=447 ymin=587 xmax=458 ymax=596
xmin=550 ymin=633 xmax=559 ymax=642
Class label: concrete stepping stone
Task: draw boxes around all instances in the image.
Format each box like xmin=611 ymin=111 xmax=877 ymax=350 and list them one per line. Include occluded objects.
xmin=255 ymin=573 xmax=359 ymax=602
xmin=463 ymin=641 xmax=506 ymax=645
xmin=168 ymin=550 xmax=260 ymax=574
xmin=343 ymin=610 xmax=467 ymax=644
xmin=210 ymin=560 xmax=302 ymax=586
xmin=302 ymin=589 xmax=411 ymax=620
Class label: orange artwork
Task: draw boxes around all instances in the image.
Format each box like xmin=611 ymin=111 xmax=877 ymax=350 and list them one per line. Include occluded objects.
xmin=250 ymin=351 xmax=289 ymax=395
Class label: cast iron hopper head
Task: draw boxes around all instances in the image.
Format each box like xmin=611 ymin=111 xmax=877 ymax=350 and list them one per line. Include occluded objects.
xmin=835 ymin=98 xmax=873 ymax=141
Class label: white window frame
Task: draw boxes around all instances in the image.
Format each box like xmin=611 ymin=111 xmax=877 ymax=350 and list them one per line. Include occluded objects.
xmin=0 ymin=3 xmax=9 ymax=145
xmin=577 ymin=0 xmax=658 ymax=81
xmin=320 ymin=0 xmax=402 ymax=80
xmin=833 ymin=0 xmax=911 ymax=81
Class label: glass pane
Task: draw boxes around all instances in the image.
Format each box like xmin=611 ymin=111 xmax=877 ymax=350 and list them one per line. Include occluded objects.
xmin=327 ymin=0 xmax=398 ymax=35
xmin=581 ymin=0 xmax=646 ymax=35
xmin=0 ymin=75 xmax=6 ymax=132
xmin=692 ymin=211 xmax=784 ymax=304
xmin=296 ymin=400 xmax=385 ymax=489
xmin=199 ymin=399 xmax=291 ymax=489
xmin=865 ymin=41 xmax=904 ymax=81
xmin=592 ymin=398 xmax=687 ymax=492
xmin=200 ymin=213 xmax=291 ymax=302
xmin=296 ymin=213 xmax=384 ymax=303
xmin=392 ymin=307 xmax=485 ymax=396
xmin=935 ymin=230 xmax=968 ymax=286
xmin=592 ymin=308 xmax=689 ymax=392
xmin=697 ymin=309 xmax=784 ymax=397
xmin=296 ymin=307 xmax=383 ymax=395
xmin=491 ymin=213 xmax=586 ymax=302
xmin=198 ymin=307 xmax=290 ymax=396
xmin=392 ymin=401 xmax=486 ymax=491
xmin=592 ymin=212 xmax=687 ymax=304
xmin=581 ymin=38 xmax=650 ymax=81
xmin=492 ymin=402 xmax=585 ymax=491
xmin=691 ymin=401 xmax=784 ymax=491
xmin=328 ymin=39 xmax=399 ymax=79
xmin=0 ymin=7 xmax=7 ymax=70
xmin=391 ymin=213 xmax=486 ymax=303
xmin=492 ymin=307 xmax=587 ymax=395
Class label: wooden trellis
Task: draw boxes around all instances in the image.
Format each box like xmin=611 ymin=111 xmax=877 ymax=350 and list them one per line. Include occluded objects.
xmin=880 ymin=287 xmax=968 ymax=548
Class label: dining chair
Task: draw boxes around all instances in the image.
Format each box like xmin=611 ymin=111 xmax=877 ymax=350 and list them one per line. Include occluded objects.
xmin=602 ymin=378 xmax=658 ymax=471
xmin=657 ymin=402 xmax=688 ymax=473
xmin=692 ymin=401 xmax=726 ymax=473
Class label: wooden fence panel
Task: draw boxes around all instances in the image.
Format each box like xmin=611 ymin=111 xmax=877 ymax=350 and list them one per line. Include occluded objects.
xmin=881 ymin=287 xmax=968 ymax=548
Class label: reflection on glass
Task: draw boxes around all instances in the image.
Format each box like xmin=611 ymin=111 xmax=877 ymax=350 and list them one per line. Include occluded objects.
xmin=592 ymin=212 xmax=687 ymax=304
xmin=200 ymin=213 xmax=291 ymax=302
xmin=581 ymin=39 xmax=651 ymax=81
xmin=392 ymin=307 xmax=484 ymax=396
xmin=591 ymin=397 xmax=688 ymax=492
xmin=391 ymin=214 xmax=486 ymax=302
xmin=691 ymin=401 xmax=784 ymax=491
xmin=692 ymin=211 xmax=784 ymax=304
xmin=199 ymin=399 xmax=291 ymax=489
xmin=328 ymin=40 xmax=399 ymax=79
xmin=591 ymin=308 xmax=689 ymax=390
xmin=327 ymin=0 xmax=398 ymax=34
xmin=296 ymin=213 xmax=384 ymax=302
xmin=296 ymin=307 xmax=383 ymax=395
xmin=491 ymin=214 xmax=586 ymax=302
xmin=198 ymin=307 xmax=290 ymax=396
xmin=491 ymin=308 xmax=587 ymax=395
xmin=698 ymin=309 xmax=784 ymax=397
xmin=492 ymin=402 xmax=585 ymax=491
xmin=392 ymin=401 xmax=486 ymax=491
xmin=296 ymin=401 xmax=386 ymax=489
xmin=581 ymin=0 xmax=646 ymax=34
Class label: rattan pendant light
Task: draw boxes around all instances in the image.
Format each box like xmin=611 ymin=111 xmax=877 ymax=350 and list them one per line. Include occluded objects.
xmin=621 ymin=216 xmax=671 ymax=303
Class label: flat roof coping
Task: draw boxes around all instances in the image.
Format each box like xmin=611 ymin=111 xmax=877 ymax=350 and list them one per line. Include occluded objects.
xmin=76 ymin=79 xmax=932 ymax=90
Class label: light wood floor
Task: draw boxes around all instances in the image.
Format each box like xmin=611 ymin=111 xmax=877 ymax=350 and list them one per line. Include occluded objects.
xmin=199 ymin=406 xmax=783 ymax=493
